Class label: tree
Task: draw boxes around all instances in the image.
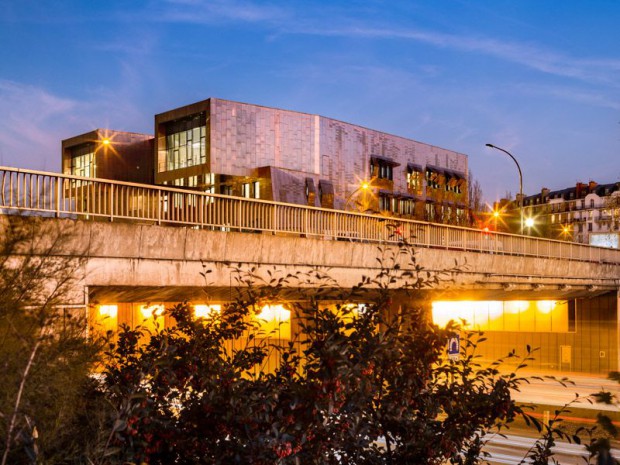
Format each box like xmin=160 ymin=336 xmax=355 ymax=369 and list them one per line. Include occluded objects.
xmin=0 ymin=216 xmax=106 ymax=464
xmin=97 ymin=244 xmax=559 ymax=465
xmin=468 ymin=170 xmax=484 ymax=226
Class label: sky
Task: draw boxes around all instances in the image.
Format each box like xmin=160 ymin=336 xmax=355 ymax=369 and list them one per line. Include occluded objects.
xmin=0 ymin=0 xmax=618 ymax=203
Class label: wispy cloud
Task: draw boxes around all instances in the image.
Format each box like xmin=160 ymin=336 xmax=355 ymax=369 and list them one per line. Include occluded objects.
xmin=0 ymin=80 xmax=148 ymax=171
xmin=155 ymin=0 xmax=287 ymax=24
xmin=286 ymin=24 xmax=620 ymax=88
xmin=0 ymin=80 xmax=78 ymax=170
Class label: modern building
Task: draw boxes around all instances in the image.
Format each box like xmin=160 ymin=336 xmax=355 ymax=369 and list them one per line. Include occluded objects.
xmin=62 ymin=129 xmax=154 ymax=184
xmin=63 ymin=98 xmax=470 ymax=225
xmin=523 ymin=181 xmax=620 ymax=243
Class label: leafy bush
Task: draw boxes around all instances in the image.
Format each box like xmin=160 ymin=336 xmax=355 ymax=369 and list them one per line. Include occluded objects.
xmin=98 ymin=247 xmax=541 ymax=464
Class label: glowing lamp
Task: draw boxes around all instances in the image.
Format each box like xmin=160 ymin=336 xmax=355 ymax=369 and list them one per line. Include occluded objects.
xmin=140 ymin=305 xmax=164 ymax=319
xmin=194 ymin=304 xmax=221 ymax=318
xmin=99 ymin=304 xmax=118 ymax=318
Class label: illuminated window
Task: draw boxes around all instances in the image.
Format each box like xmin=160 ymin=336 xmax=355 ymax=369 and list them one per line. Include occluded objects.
xmin=70 ymin=143 xmax=96 ymax=178
xmin=406 ymin=168 xmax=423 ymax=195
xmin=99 ymin=304 xmax=118 ymax=318
xmin=140 ymin=304 xmax=165 ymax=319
xmin=194 ymin=304 xmax=221 ymax=319
xmin=253 ymin=181 xmax=260 ymax=199
xmin=163 ymin=113 xmax=207 ymax=172
xmin=432 ymin=300 xmax=571 ymax=333
xmin=93 ymin=304 xmax=118 ymax=333
xmin=242 ymin=183 xmax=251 ymax=198
xmin=257 ymin=305 xmax=291 ymax=339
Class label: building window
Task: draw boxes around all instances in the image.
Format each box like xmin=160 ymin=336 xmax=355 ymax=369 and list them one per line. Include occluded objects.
xmin=406 ymin=165 xmax=424 ymax=196
xmin=242 ymin=183 xmax=251 ymax=198
xmin=590 ymin=199 xmax=595 ymax=208
xmin=221 ymin=185 xmax=232 ymax=196
xmin=425 ymin=168 xmax=444 ymax=190
xmin=432 ymin=300 xmax=573 ymax=333
xmin=370 ymin=156 xmax=399 ymax=181
xmin=400 ymin=199 xmax=415 ymax=215
xmin=318 ymin=180 xmax=334 ymax=208
xmin=425 ymin=203 xmax=435 ymax=220
xmin=163 ymin=113 xmax=207 ymax=172
xmin=70 ymin=143 xmax=96 ymax=178
xmin=253 ymin=181 xmax=260 ymax=199
xmin=379 ymin=194 xmax=391 ymax=211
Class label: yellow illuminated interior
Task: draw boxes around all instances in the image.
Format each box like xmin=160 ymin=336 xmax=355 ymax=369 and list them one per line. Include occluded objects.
xmin=140 ymin=304 xmax=165 ymax=319
xmin=257 ymin=304 xmax=291 ymax=339
xmin=99 ymin=304 xmax=118 ymax=318
xmin=432 ymin=300 xmax=569 ymax=333
xmin=194 ymin=304 xmax=222 ymax=318
xmin=94 ymin=304 xmax=119 ymax=333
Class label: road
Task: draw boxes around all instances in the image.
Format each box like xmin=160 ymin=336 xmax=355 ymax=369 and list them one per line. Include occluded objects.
xmin=479 ymin=372 xmax=620 ymax=464
xmin=511 ymin=372 xmax=620 ymax=411
xmin=482 ymin=433 xmax=620 ymax=464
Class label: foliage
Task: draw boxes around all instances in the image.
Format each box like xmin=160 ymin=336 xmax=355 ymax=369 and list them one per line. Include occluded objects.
xmin=0 ymin=216 xmax=106 ymax=464
xmin=468 ymin=170 xmax=484 ymax=219
xmin=97 ymin=244 xmax=548 ymax=465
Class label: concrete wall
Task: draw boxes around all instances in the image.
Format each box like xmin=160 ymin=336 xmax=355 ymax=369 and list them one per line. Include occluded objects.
xmin=16 ymin=217 xmax=614 ymax=303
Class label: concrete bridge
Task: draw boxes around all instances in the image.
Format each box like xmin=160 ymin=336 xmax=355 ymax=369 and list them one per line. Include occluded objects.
xmin=2 ymin=166 xmax=620 ymax=373
xmin=20 ymin=217 xmax=618 ymax=306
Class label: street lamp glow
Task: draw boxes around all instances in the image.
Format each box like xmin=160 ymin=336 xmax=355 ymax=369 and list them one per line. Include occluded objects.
xmin=485 ymin=144 xmax=524 ymax=235
xmin=525 ymin=217 xmax=535 ymax=228
xmin=345 ymin=180 xmax=372 ymax=211
xmin=101 ymin=138 xmax=111 ymax=146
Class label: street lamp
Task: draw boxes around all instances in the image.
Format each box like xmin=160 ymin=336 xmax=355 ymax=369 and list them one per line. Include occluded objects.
xmin=344 ymin=181 xmax=371 ymax=211
xmin=485 ymin=143 xmax=524 ymax=235
xmin=525 ymin=217 xmax=535 ymax=235
xmin=492 ymin=209 xmax=500 ymax=231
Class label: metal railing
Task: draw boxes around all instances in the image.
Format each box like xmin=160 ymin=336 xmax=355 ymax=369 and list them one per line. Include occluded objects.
xmin=1 ymin=166 xmax=620 ymax=264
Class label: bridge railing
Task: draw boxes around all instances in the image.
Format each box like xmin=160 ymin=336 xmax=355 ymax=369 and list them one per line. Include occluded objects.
xmin=1 ymin=166 xmax=620 ymax=264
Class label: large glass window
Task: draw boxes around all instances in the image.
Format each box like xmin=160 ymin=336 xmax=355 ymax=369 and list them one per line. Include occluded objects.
xmin=164 ymin=113 xmax=207 ymax=171
xmin=432 ymin=300 xmax=572 ymax=333
xmin=70 ymin=143 xmax=96 ymax=177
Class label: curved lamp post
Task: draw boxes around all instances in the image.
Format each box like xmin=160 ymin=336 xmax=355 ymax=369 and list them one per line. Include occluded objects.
xmin=344 ymin=181 xmax=371 ymax=211
xmin=485 ymin=143 xmax=524 ymax=234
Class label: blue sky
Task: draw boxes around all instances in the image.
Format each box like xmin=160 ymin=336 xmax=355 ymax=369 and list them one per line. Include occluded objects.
xmin=0 ymin=0 xmax=618 ymax=203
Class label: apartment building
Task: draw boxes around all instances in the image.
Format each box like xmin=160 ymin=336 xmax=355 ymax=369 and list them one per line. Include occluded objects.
xmin=523 ymin=181 xmax=620 ymax=244
xmin=63 ymin=98 xmax=469 ymax=224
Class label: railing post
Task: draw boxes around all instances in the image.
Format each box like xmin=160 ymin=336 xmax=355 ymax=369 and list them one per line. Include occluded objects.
xmin=109 ymin=184 xmax=114 ymax=222
xmin=157 ymin=190 xmax=162 ymax=225
xmin=199 ymin=195 xmax=204 ymax=228
xmin=55 ymin=177 xmax=61 ymax=218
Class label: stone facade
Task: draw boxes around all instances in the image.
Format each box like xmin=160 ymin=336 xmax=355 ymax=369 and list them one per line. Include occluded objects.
xmin=154 ymin=98 xmax=469 ymax=225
